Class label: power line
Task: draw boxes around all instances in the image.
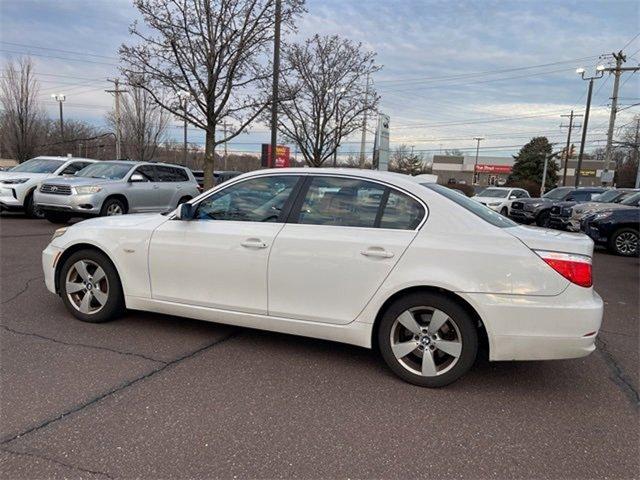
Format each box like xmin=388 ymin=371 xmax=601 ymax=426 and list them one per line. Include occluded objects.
xmin=0 ymin=41 xmax=119 ymax=60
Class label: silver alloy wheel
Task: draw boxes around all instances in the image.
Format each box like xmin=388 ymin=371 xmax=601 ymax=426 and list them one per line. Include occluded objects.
xmin=106 ymin=203 xmax=123 ymax=216
xmin=390 ymin=307 xmax=462 ymax=377
xmin=615 ymin=231 xmax=638 ymax=255
xmin=65 ymin=260 xmax=109 ymax=314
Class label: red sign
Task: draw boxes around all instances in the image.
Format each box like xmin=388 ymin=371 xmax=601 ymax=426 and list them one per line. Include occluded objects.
xmin=261 ymin=144 xmax=291 ymax=168
xmin=475 ymin=164 xmax=512 ymax=174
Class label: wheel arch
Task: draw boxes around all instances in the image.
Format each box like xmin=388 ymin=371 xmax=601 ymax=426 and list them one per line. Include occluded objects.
xmin=371 ymin=285 xmax=490 ymax=359
xmin=54 ymin=242 xmax=122 ymax=294
xmin=102 ymin=194 xmax=129 ymax=214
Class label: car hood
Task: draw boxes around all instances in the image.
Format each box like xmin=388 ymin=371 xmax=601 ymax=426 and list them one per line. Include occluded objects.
xmin=71 ymin=213 xmax=168 ymax=230
xmin=0 ymin=171 xmax=51 ymax=181
xmin=506 ymin=225 xmax=594 ymax=257
xmin=512 ymin=197 xmax=550 ymax=205
xmin=473 ymin=196 xmax=509 ymax=203
xmin=41 ymin=177 xmax=120 ymax=187
xmin=574 ymin=202 xmax=629 ymax=216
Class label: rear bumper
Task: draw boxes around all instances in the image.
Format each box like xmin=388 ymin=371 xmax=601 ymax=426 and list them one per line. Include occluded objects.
xmin=464 ymin=285 xmax=603 ymax=361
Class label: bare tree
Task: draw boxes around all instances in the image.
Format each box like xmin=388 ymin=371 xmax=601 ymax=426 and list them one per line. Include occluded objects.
xmin=0 ymin=57 xmax=46 ymax=162
xmin=275 ymin=34 xmax=380 ymax=167
xmin=119 ymin=0 xmax=304 ymax=187
xmin=107 ymin=87 xmax=169 ymax=161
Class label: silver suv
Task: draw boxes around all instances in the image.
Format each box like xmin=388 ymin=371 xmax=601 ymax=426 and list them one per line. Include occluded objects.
xmin=34 ymin=161 xmax=200 ymax=224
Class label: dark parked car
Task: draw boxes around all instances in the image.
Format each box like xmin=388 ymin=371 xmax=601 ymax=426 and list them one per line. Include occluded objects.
xmin=509 ymin=186 xmax=607 ymax=227
xmin=548 ymin=188 xmax=637 ymax=230
xmin=191 ymin=170 xmax=242 ymax=191
xmin=581 ymin=202 xmax=640 ymax=257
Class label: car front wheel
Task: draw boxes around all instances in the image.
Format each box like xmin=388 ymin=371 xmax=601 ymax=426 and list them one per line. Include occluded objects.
xmin=609 ymin=228 xmax=639 ymax=257
xmin=100 ymin=198 xmax=126 ymax=216
xmin=59 ymin=249 xmax=125 ymax=323
xmin=378 ymin=292 xmax=478 ymax=387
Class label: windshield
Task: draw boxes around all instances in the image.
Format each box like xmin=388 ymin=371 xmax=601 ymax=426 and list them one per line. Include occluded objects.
xmin=543 ymin=188 xmax=571 ymax=200
xmin=478 ymin=188 xmax=509 ymax=198
xmin=10 ymin=158 xmax=64 ymax=174
xmin=592 ymin=190 xmax=623 ymax=203
xmin=621 ymin=192 xmax=640 ymax=206
xmin=76 ymin=162 xmax=133 ymax=180
xmin=423 ymin=184 xmax=517 ymax=228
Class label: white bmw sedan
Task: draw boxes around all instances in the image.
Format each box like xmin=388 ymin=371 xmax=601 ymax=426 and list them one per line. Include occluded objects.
xmin=42 ymin=168 xmax=603 ymax=387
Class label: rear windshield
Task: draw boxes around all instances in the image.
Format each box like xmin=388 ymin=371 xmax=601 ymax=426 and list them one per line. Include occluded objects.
xmin=543 ymin=187 xmax=572 ymax=200
xmin=423 ymin=184 xmax=517 ymax=228
xmin=76 ymin=162 xmax=133 ymax=180
xmin=11 ymin=158 xmax=64 ymax=173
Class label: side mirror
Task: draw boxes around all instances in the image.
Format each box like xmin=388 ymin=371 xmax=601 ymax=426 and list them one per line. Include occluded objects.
xmin=129 ymin=173 xmax=145 ymax=182
xmin=176 ymin=202 xmax=195 ymax=220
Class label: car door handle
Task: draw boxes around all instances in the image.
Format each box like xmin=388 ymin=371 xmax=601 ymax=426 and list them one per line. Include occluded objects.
xmin=153 ymin=185 xmax=160 ymax=189
xmin=241 ymin=239 xmax=268 ymax=249
xmin=361 ymin=248 xmax=395 ymax=259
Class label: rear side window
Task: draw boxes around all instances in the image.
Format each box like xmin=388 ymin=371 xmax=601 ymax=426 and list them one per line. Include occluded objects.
xmin=156 ymin=165 xmax=189 ymax=182
xmin=297 ymin=177 xmax=385 ymax=228
xmin=424 ymin=184 xmax=517 ymax=228
xmin=380 ymin=191 xmax=425 ymax=230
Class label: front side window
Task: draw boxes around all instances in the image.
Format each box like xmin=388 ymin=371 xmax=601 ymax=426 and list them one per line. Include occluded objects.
xmin=195 ymin=175 xmax=298 ymax=222
xmin=135 ymin=165 xmax=156 ymax=181
xmin=543 ymin=187 xmax=572 ymax=200
xmin=11 ymin=158 xmax=64 ymax=173
xmin=297 ymin=177 xmax=385 ymax=228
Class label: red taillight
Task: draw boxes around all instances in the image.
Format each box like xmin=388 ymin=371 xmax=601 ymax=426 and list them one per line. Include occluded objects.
xmin=536 ymin=251 xmax=592 ymax=288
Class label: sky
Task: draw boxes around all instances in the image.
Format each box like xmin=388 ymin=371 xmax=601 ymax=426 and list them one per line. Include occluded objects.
xmin=1 ymin=0 xmax=639 ymax=160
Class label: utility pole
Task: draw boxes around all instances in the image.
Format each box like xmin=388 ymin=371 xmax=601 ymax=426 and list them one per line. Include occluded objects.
xmin=473 ymin=136 xmax=484 ymax=185
xmin=541 ymin=151 xmax=561 ymax=196
xmin=575 ymin=65 xmax=605 ymax=187
xmin=359 ymin=72 xmax=370 ymax=168
xmin=634 ymin=118 xmax=640 ymax=188
xmin=51 ymin=94 xmax=66 ymax=140
xmin=560 ymin=110 xmax=582 ymax=185
xmin=269 ymin=0 xmax=281 ymax=168
xmin=602 ymin=51 xmax=640 ymax=185
xmin=106 ymin=79 xmax=126 ymax=160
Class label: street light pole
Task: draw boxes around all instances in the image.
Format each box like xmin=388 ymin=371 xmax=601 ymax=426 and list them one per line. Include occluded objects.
xmin=473 ymin=136 xmax=484 ymax=185
xmin=51 ymin=94 xmax=65 ymax=140
xmin=575 ymin=65 xmax=605 ymax=187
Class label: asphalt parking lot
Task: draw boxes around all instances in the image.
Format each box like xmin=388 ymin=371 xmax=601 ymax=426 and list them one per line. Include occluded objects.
xmin=0 ymin=215 xmax=638 ymax=479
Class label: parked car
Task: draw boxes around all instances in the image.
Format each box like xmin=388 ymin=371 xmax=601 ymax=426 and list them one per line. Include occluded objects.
xmin=509 ymin=186 xmax=607 ymax=227
xmin=42 ymin=168 xmax=602 ymax=387
xmin=34 ymin=161 xmax=199 ymax=224
xmin=0 ymin=156 xmax=96 ymax=217
xmin=191 ymin=170 xmax=242 ymax=191
xmin=581 ymin=199 xmax=640 ymax=256
xmin=565 ymin=189 xmax=639 ymax=231
xmin=472 ymin=187 xmax=530 ymax=215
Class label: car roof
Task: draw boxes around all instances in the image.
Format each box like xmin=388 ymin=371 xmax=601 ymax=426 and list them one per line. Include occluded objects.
xmin=32 ymin=156 xmax=96 ymax=162
xmin=87 ymin=160 xmax=188 ymax=169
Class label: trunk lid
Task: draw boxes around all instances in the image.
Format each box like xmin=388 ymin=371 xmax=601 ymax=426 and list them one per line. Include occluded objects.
xmin=505 ymin=225 xmax=594 ymax=257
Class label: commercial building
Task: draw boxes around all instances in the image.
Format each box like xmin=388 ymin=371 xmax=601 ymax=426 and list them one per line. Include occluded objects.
xmin=431 ymin=155 xmax=606 ymax=187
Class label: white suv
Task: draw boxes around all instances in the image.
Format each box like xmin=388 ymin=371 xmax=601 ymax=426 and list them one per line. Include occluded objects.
xmin=0 ymin=156 xmax=96 ymax=217
xmin=472 ymin=187 xmax=530 ymax=215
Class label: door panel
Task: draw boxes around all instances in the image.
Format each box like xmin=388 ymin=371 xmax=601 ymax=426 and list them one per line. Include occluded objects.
xmin=126 ymin=165 xmax=157 ymax=212
xmin=268 ymin=224 xmax=417 ymax=324
xmin=148 ymin=220 xmax=284 ymax=314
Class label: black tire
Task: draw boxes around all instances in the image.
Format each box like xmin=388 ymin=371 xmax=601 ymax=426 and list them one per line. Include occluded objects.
xmin=377 ymin=292 xmax=478 ymax=387
xmin=177 ymin=196 xmax=192 ymax=207
xmin=100 ymin=197 xmax=126 ymax=216
xmin=59 ymin=249 xmax=125 ymax=323
xmin=536 ymin=210 xmax=550 ymax=228
xmin=609 ymin=228 xmax=639 ymax=257
xmin=45 ymin=212 xmax=71 ymax=224
xmin=500 ymin=207 xmax=509 ymax=216
xmin=24 ymin=191 xmax=44 ymax=219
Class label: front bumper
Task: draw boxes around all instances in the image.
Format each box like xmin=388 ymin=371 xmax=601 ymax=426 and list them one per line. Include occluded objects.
xmin=509 ymin=209 xmax=535 ymax=223
xmin=42 ymin=243 xmax=64 ymax=294
xmin=465 ymin=284 xmax=603 ymax=361
xmin=0 ymin=187 xmax=23 ymax=211
xmin=34 ymin=190 xmax=104 ymax=216
xmin=548 ymin=215 xmax=570 ymax=230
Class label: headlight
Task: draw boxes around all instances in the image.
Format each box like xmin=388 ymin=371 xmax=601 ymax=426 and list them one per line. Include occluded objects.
xmin=593 ymin=212 xmax=612 ymax=221
xmin=1 ymin=178 xmax=29 ymax=184
xmin=73 ymin=185 xmax=103 ymax=194
xmin=51 ymin=227 xmax=68 ymax=242
xmin=488 ymin=202 xmax=502 ymax=207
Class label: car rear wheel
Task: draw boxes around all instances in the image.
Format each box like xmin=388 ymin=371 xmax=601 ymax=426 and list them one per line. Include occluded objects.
xmin=59 ymin=249 xmax=125 ymax=323
xmin=378 ymin=292 xmax=478 ymax=387
xmin=609 ymin=228 xmax=639 ymax=257
xmin=100 ymin=198 xmax=126 ymax=216
xmin=45 ymin=212 xmax=71 ymax=224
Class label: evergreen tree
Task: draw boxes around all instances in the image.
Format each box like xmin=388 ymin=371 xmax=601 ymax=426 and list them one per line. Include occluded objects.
xmin=508 ymin=137 xmax=558 ymax=186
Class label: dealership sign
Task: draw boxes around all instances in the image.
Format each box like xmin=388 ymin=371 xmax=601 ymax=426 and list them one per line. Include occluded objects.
xmin=474 ymin=164 xmax=512 ymax=174
xmin=261 ymin=144 xmax=291 ymax=168
xmin=579 ymin=169 xmax=597 ymax=177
